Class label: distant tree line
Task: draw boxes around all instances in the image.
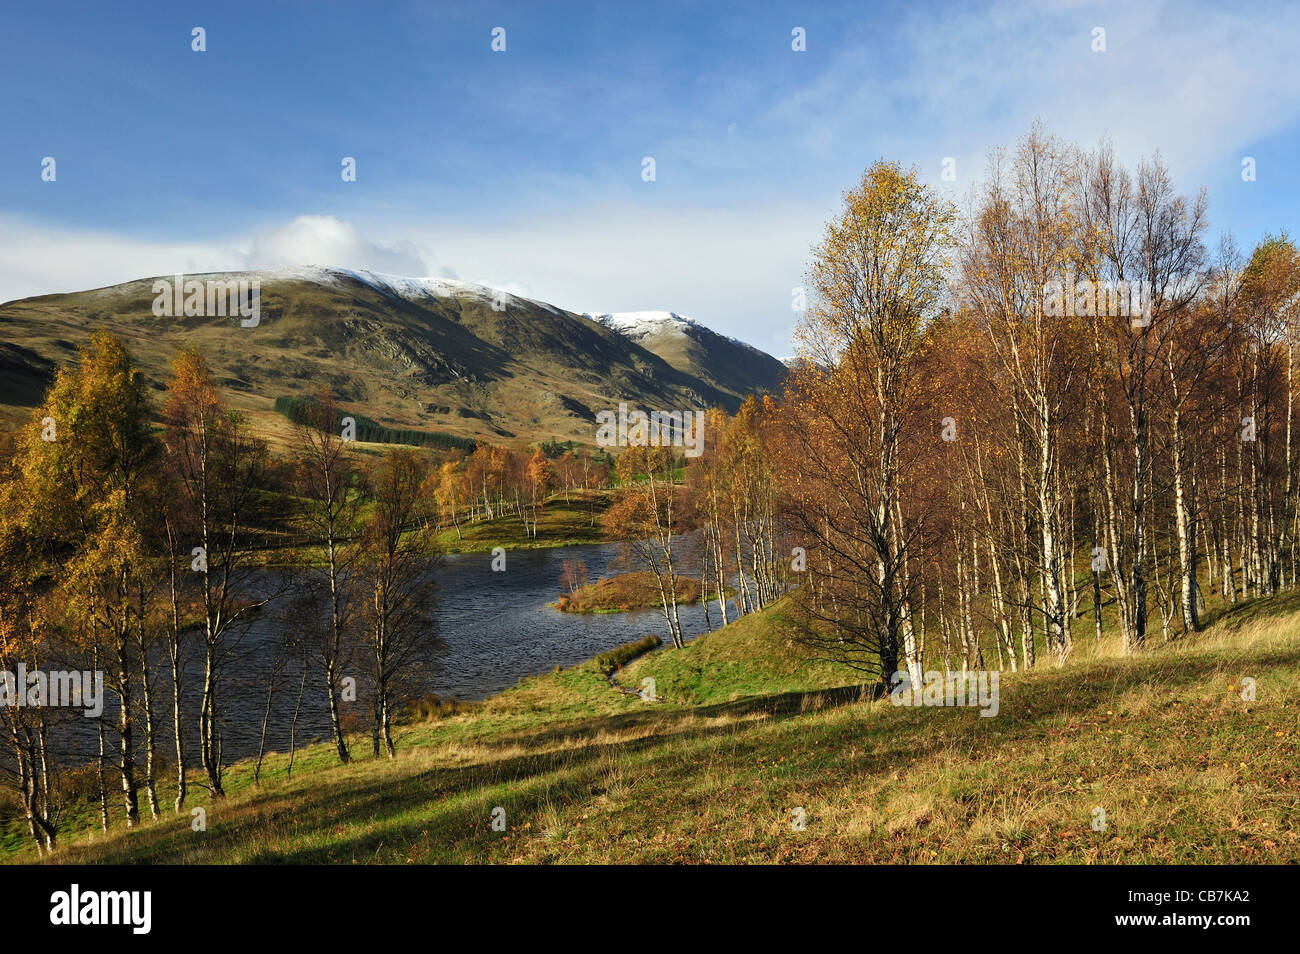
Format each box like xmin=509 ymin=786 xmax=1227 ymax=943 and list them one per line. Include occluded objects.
xmin=273 ymin=395 xmax=477 ymax=452
xmin=430 ymin=442 xmax=612 ymax=539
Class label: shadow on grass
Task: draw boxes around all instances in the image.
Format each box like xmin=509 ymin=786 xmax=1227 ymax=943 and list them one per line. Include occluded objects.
xmin=39 ymin=639 xmax=1300 ymax=864
xmin=1199 ymin=588 xmax=1300 ymax=631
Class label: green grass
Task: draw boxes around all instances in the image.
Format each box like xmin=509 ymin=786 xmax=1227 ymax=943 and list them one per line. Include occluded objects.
xmin=555 ymin=571 xmax=704 ymax=613
xmin=622 ymin=596 xmax=861 ymax=704
xmin=434 ymin=488 xmax=614 ymax=553
xmin=7 ymin=580 xmax=1299 ymax=864
xmin=595 ymin=635 xmax=663 ymax=676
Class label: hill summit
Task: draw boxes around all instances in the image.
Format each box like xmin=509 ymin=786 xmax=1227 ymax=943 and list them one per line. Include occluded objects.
xmin=0 ymin=266 xmax=788 ymax=445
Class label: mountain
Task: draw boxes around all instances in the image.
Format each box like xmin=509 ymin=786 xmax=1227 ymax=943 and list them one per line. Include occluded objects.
xmin=582 ymin=310 xmax=789 ymax=405
xmin=0 ymin=267 xmax=787 ymax=446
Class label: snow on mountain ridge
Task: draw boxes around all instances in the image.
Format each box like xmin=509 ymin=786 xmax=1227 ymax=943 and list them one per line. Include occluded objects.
xmin=583 ymin=310 xmax=697 ymax=338
xmin=155 ymin=266 xmax=563 ymax=315
xmin=102 ymin=266 xmax=769 ymax=355
xmin=583 ymin=310 xmax=767 ymax=355
xmin=325 ymin=267 xmax=566 ymax=315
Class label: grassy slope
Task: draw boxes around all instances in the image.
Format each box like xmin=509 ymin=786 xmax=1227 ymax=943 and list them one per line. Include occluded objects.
xmin=8 ymin=588 xmax=1299 ymax=864
xmin=433 ymin=488 xmax=613 ymax=552
xmin=618 ymin=599 xmax=859 ymax=704
xmin=0 ymin=272 xmax=783 ymax=447
xmin=556 ymin=571 xmax=703 ymax=614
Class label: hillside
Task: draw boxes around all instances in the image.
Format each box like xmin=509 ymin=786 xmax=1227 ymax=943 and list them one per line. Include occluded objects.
xmin=0 ymin=267 xmax=787 ymax=445
xmin=11 ymin=591 xmax=1299 ymax=864
xmin=585 ymin=310 xmax=790 ymax=409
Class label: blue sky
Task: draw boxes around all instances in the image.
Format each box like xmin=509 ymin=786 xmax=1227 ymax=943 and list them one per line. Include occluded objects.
xmin=3 ymin=0 xmax=1299 ymax=356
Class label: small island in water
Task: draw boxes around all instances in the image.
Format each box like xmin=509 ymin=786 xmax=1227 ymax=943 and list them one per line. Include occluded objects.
xmin=554 ymin=570 xmax=704 ymax=614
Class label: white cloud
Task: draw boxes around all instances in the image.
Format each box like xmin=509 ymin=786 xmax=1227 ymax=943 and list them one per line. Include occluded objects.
xmin=240 ymin=215 xmax=431 ymax=276
xmin=767 ymin=0 xmax=1300 ymax=192
xmin=395 ymin=205 xmax=815 ymax=356
xmin=0 ymin=214 xmax=433 ymax=302
xmin=5 ymin=0 xmax=1298 ymax=362
xmin=0 ymin=208 xmax=815 ymax=356
xmin=0 ymin=219 xmax=231 ymax=303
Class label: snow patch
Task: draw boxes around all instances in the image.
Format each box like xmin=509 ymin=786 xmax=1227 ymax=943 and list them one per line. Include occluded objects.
xmin=171 ymin=265 xmax=565 ymax=315
xmin=583 ymin=310 xmax=697 ymax=340
xmin=321 ymin=267 xmax=567 ymax=315
xmin=584 ymin=309 xmax=765 ymax=354
xmin=109 ymin=267 xmax=772 ymax=357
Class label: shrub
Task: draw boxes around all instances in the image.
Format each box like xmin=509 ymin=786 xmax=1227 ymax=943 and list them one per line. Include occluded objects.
xmin=595 ymin=634 xmax=663 ymax=676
